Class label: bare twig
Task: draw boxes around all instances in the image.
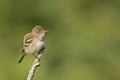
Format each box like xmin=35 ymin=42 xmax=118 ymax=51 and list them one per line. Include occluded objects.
xmin=27 ymin=47 xmax=45 ymax=80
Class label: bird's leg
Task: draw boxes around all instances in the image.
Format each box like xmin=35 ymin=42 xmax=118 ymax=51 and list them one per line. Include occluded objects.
xmin=38 ymin=47 xmax=45 ymax=54
xmin=32 ymin=53 xmax=38 ymax=59
xmin=32 ymin=47 xmax=45 ymax=59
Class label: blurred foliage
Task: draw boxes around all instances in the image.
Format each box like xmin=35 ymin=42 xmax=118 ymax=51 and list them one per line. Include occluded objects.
xmin=0 ymin=0 xmax=120 ymax=80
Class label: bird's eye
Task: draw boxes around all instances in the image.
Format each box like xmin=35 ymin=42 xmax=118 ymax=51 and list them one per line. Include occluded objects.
xmin=39 ymin=28 xmax=41 ymax=31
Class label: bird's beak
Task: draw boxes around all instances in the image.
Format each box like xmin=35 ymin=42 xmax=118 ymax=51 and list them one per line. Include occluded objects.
xmin=45 ymin=29 xmax=48 ymax=33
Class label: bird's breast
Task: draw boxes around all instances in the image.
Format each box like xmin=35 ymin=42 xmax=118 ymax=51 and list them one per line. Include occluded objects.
xmin=24 ymin=39 xmax=44 ymax=54
xmin=34 ymin=40 xmax=44 ymax=51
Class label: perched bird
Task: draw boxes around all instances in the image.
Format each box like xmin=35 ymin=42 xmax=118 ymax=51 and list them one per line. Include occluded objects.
xmin=18 ymin=25 xmax=48 ymax=63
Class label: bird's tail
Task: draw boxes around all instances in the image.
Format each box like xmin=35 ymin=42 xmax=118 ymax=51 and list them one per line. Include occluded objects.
xmin=18 ymin=49 xmax=26 ymax=63
xmin=18 ymin=53 xmax=26 ymax=63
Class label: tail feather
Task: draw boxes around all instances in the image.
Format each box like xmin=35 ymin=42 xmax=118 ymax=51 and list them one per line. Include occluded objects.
xmin=18 ymin=49 xmax=26 ymax=63
xmin=18 ymin=54 xmax=26 ymax=63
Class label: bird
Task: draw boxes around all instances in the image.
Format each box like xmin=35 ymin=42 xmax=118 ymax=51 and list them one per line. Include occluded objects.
xmin=18 ymin=25 xmax=48 ymax=63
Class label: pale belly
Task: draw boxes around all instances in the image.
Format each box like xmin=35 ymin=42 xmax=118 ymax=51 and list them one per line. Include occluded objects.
xmin=24 ymin=40 xmax=44 ymax=54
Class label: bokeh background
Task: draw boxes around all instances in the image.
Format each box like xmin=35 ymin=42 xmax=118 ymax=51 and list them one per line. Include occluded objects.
xmin=0 ymin=0 xmax=120 ymax=80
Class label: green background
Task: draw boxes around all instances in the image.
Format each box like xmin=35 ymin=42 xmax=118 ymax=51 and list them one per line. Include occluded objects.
xmin=0 ymin=0 xmax=120 ymax=80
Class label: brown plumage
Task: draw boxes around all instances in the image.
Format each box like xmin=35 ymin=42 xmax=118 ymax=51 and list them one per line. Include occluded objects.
xmin=18 ymin=25 xmax=48 ymax=63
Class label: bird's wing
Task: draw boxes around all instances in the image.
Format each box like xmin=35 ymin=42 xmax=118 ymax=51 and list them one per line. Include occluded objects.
xmin=23 ymin=33 xmax=34 ymax=47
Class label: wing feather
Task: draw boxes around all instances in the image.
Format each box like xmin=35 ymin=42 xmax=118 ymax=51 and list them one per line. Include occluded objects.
xmin=23 ymin=33 xmax=34 ymax=47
